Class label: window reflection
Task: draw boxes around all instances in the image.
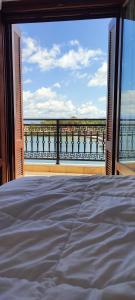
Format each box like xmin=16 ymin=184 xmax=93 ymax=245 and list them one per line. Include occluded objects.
xmin=119 ymin=0 xmax=135 ymax=168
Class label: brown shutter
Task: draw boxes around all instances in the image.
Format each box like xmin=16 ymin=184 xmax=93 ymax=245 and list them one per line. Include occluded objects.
xmin=106 ymin=19 xmax=119 ymax=175
xmin=12 ymin=25 xmax=24 ymax=178
xmin=0 ymin=17 xmax=8 ymax=185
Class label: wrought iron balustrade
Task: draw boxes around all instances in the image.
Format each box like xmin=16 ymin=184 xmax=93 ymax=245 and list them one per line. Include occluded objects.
xmin=24 ymin=119 xmax=106 ymax=163
xmin=119 ymin=119 xmax=135 ymax=160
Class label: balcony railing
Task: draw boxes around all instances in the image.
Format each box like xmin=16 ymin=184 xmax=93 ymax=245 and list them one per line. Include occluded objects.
xmin=24 ymin=119 xmax=106 ymax=164
xmin=119 ymin=119 xmax=135 ymax=160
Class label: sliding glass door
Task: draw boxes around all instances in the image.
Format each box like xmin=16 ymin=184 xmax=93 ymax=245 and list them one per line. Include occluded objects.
xmin=118 ymin=0 xmax=135 ymax=174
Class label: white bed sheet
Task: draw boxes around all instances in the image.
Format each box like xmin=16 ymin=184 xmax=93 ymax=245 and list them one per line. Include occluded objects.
xmin=0 ymin=175 xmax=135 ymax=299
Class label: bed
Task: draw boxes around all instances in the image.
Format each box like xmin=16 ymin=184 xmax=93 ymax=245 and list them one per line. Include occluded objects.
xmin=0 ymin=175 xmax=135 ymax=300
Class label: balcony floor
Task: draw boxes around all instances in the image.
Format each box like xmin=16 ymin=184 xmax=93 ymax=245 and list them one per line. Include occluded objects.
xmin=24 ymin=171 xmax=90 ymax=176
xmin=24 ymin=163 xmax=105 ymax=176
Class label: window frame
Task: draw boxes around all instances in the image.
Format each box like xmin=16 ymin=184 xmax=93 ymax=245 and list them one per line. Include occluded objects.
xmin=0 ymin=0 xmax=126 ymax=181
xmin=116 ymin=0 xmax=135 ymax=175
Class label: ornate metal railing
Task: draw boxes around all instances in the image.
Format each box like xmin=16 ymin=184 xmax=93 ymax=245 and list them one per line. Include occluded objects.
xmin=119 ymin=119 xmax=135 ymax=160
xmin=24 ymin=119 xmax=106 ymax=163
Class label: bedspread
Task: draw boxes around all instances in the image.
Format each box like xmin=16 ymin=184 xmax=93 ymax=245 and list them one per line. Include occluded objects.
xmin=0 ymin=176 xmax=135 ymax=299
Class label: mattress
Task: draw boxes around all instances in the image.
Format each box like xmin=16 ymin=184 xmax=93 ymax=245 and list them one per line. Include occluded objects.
xmin=0 ymin=175 xmax=135 ymax=300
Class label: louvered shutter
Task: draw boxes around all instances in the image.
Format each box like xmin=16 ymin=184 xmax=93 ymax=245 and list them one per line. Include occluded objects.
xmin=0 ymin=18 xmax=8 ymax=185
xmin=12 ymin=25 xmax=24 ymax=178
xmin=106 ymin=19 xmax=119 ymax=175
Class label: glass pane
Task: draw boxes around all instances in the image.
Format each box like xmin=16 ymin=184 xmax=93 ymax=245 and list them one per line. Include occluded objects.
xmin=119 ymin=0 xmax=135 ymax=170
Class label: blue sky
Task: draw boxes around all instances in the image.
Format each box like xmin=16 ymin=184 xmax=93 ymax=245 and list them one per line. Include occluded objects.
xmin=19 ymin=19 xmax=111 ymax=119
xmin=120 ymin=19 xmax=135 ymax=119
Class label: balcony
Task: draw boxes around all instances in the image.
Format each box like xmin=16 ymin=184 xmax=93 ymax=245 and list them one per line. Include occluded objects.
xmin=24 ymin=119 xmax=106 ymax=176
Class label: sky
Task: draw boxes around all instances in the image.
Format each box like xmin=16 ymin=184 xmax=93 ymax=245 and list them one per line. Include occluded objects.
xmin=120 ymin=19 xmax=135 ymax=119
xmin=19 ymin=19 xmax=111 ymax=119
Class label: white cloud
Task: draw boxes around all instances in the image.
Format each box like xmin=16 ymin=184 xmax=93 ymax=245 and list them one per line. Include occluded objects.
xmin=22 ymin=37 xmax=38 ymax=61
xmin=69 ymin=40 xmax=80 ymax=46
xmin=24 ymin=79 xmax=32 ymax=84
xmin=53 ymin=82 xmax=61 ymax=89
xmin=73 ymin=71 xmax=88 ymax=80
xmin=23 ymin=66 xmax=33 ymax=74
xmin=121 ymin=90 xmax=135 ymax=118
xmin=22 ymin=36 xmax=105 ymax=71
xmin=23 ymin=87 xmax=75 ymax=118
xmin=29 ymin=45 xmax=61 ymax=71
xmin=23 ymin=86 xmax=106 ymax=119
xmin=58 ymin=48 xmax=104 ymax=70
xmin=88 ymin=62 xmax=107 ymax=87
xmin=77 ymin=102 xmax=106 ymax=118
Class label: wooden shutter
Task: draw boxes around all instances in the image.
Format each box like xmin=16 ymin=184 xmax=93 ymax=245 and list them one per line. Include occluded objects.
xmin=106 ymin=19 xmax=120 ymax=175
xmin=0 ymin=17 xmax=8 ymax=185
xmin=12 ymin=25 xmax=24 ymax=178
